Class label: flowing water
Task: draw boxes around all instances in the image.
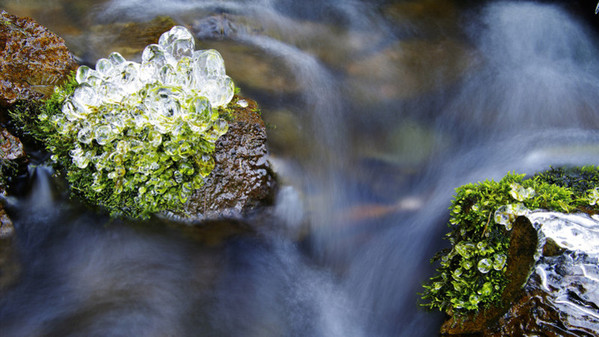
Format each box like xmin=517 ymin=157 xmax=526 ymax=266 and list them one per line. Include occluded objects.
xmin=2 ymin=0 xmax=599 ymax=336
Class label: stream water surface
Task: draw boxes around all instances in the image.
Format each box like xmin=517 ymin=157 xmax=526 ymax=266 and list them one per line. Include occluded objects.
xmin=2 ymin=0 xmax=599 ymax=336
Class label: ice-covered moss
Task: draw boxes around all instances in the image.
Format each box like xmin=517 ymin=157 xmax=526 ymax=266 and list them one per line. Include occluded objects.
xmin=421 ymin=168 xmax=599 ymax=315
xmin=17 ymin=26 xmax=237 ymax=218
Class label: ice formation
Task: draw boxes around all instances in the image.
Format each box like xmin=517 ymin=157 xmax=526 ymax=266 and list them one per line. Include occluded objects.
xmin=43 ymin=26 xmax=236 ymax=217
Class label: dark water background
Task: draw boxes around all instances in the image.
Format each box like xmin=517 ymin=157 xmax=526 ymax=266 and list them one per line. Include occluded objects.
xmin=2 ymin=0 xmax=599 ymax=336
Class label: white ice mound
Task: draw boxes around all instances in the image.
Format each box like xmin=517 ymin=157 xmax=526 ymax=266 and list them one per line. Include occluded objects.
xmin=71 ymin=25 xmax=234 ymax=119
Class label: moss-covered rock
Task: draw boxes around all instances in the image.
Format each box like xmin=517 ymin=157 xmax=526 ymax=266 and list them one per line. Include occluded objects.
xmin=0 ymin=10 xmax=78 ymax=107
xmin=9 ymin=25 xmax=276 ymax=220
xmin=421 ymin=167 xmax=599 ymax=320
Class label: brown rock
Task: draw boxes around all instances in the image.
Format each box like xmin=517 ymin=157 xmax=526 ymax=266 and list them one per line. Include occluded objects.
xmin=0 ymin=10 xmax=78 ymax=107
xmin=0 ymin=128 xmax=26 ymax=162
xmin=175 ymin=96 xmax=277 ymax=220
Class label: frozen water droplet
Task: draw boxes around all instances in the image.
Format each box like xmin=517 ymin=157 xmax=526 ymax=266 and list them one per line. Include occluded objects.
xmin=142 ymin=44 xmax=167 ymax=64
xmin=70 ymin=147 xmax=90 ymax=169
xmin=237 ymin=99 xmax=248 ymax=108
xmin=455 ymin=241 xmax=476 ymax=258
xmin=192 ymin=49 xmax=226 ymax=81
xmin=494 ymin=205 xmax=511 ymax=225
xmin=116 ymin=61 xmax=141 ymax=93
xmin=478 ymin=258 xmax=492 ymax=273
xmin=148 ymin=130 xmax=162 ymax=147
xmin=96 ymin=58 xmax=117 ymax=79
xmin=493 ymin=254 xmax=507 ymax=270
xmin=190 ymin=96 xmax=211 ymax=116
xmin=200 ymin=76 xmax=234 ymax=108
xmin=175 ymin=57 xmax=194 ymax=87
xmin=212 ymin=118 xmax=229 ymax=136
xmin=479 ymin=282 xmax=493 ymax=296
xmin=95 ymin=125 xmax=114 ymax=145
xmin=77 ymin=126 xmax=94 ymax=144
xmin=159 ymin=64 xmax=178 ymax=86
xmin=115 ymin=140 xmax=130 ymax=155
xmin=158 ymin=26 xmax=195 ymax=61
xmin=108 ymin=52 xmax=127 ymax=66
xmin=72 ymin=84 xmax=99 ymax=108
xmin=62 ymin=100 xmax=86 ymax=121
xmin=76 ymin=66 xmax=91 ymax=84
xmin=97 ymin=81 xmax=123 ymax=103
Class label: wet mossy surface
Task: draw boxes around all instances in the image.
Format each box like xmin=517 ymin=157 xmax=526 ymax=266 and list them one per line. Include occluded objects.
xmin=421 ymin=167 xmax=599 ymax=320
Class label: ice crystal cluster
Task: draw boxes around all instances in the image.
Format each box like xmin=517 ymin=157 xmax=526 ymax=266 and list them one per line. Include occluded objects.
xmin=39 ymin=26 xmax=235 ymax=218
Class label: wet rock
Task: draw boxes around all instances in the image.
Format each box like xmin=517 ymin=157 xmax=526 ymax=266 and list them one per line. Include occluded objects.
xmin=0 ymin=128 xmax=25 ymax=162
xmin=174 ymin=96 xmax=277 ymax=220
xmin=0 ymin=10 xmax=78 ymax=107
xmin=0 ymin=127 xmax=24 ymax=292
xmin=442 ymin=211 xmax=599 ymax=336
xmin=0 ymin=126 xmax=26 ymax=235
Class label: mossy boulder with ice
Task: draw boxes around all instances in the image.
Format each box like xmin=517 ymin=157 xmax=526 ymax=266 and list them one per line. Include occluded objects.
xmin=12 ymin=26 xmax=243 ymax=219
xmin=421 ymin=167 xmax=599 ymax=326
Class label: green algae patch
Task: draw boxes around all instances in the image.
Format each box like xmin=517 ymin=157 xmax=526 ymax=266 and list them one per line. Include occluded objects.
xmin=10 ymin=26 xmax=239 ymax=219
xmin=421 ymin=167 xmax=599 ymax=317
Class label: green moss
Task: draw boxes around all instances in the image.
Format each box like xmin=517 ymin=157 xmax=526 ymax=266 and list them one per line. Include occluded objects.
xmin=421 ymin=168 xmax=599 ymax=315
xmin=7 ymin=26 xmax=244 ymax=219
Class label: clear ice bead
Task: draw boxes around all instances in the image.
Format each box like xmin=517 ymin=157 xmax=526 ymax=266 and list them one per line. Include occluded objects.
xmin=158 ymin=26 xmax=195 ymax=61
xmin=62 ymin=100 xmax=85 ymax=121
xmin=76 ymin=66 xmax=91 ymax=84
xmin=97 ymin=81 xmax=123 ymax=103
xmin=201 ymin=76 xmax=234 ymax=108
xmin=190 ymin=96 xmax=212 ymax=117
xmin=72 ymin=84 xmax=99 ymax=108
xmin=96 ymin=58 xmax=117 ymax=79
xmin=477 ymin=258 xmax=492 ymax=274
xmin=95 ymin=125 xmax=114 ymax=145
xmin=77 ymin=126 xmax=94 ymax=144
xmin=159 ymin=64 xmax=178 ymax=86
xmin=493 ymin=254 xmax=507 ymax=270
xmin=70 ymin=147 xmax=90 ymax=169
xmin=192 ymin=49 xmax=226 ymax=81
xmin=116 ymin=61 xmax=141 ymax=93
xmin=108 ymin=52 xmax=126 ymax=66
xmin=455 ymin=241 xmax=476 ymax=259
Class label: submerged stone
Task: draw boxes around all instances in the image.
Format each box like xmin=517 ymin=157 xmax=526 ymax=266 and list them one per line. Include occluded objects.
xmin=0 ymin=10 xmax=78 ymax=107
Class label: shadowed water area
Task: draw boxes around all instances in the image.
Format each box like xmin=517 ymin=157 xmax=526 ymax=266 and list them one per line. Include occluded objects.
xmin=2 ymin=0 xmax=599 ymax=336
